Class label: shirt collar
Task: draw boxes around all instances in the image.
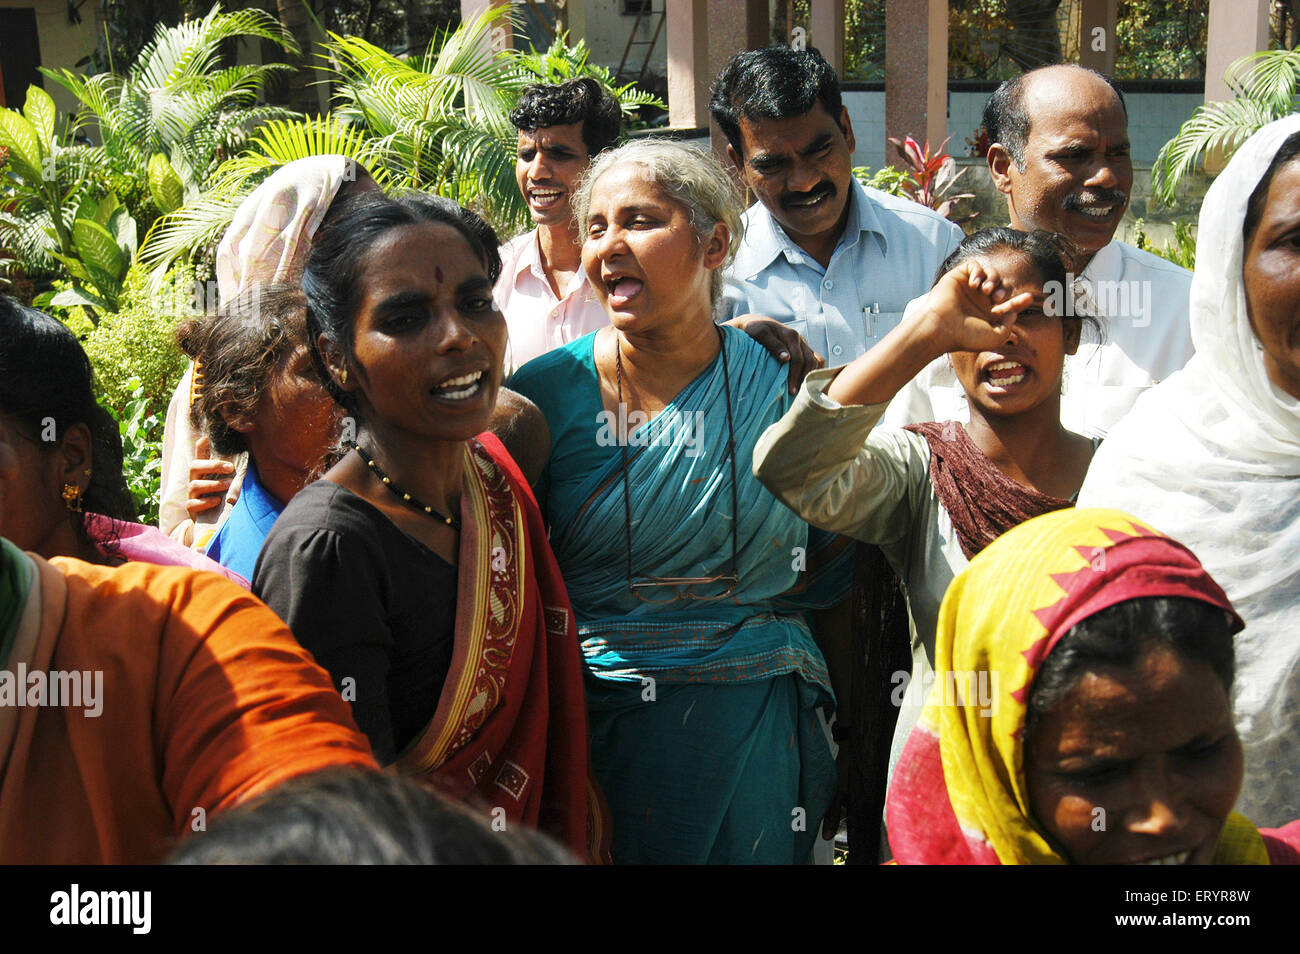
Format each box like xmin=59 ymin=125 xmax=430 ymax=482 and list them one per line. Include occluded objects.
xmin=240 ymin=458 xmax=285 ymax=526
xmin=1079 ymin=239 xmax=1122 ymax=284
xmin=508 ymin=228 xmax=592 ymax=298
xmin=509 ymin=229 xmax=545 ymax=285
xmin=735 ymin=177 xmax=886 ymax=280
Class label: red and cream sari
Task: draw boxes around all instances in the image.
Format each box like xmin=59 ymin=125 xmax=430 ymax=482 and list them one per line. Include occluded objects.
xmin=396 ymin=434 xmax=609 ymax=862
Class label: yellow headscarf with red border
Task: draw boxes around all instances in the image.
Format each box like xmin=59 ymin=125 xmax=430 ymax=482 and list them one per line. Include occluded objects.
xmin=886 ymin=507 xmax=1268 ymax=865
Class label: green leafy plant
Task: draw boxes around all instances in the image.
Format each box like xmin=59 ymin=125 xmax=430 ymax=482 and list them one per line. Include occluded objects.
xmin=1131 ymin=218 xmax=1197 ymax=271
xmin=138 ymin=114 xmax=387 ymax=286
xmin=80 ymin=262 xmax=193 ymax=422
xmin=0 ymin=84 xmax=130 ymax=317
xmin=38 ymin=191 xmax=138 ymax=313
xmin=1152 ymin=46 xmax=1300 ymax=205
xmin=43 ymin=4 xmax=299 ymax=199
xmin=510 ymin=32 xmax=664 ymax=129
xmin=105 ymin=377 xmax=165 ymax=526
xmin=323 ymin=6 xmax=528 ymax=231
xmin=853 ymin=164 xmax=912 ymax=199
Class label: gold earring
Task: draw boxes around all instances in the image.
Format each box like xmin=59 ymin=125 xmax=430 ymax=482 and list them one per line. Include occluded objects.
xmin=340 ymin=367 xmax=349 ymax=385
xmin=62 ymin=483 xmax=84 ymax=514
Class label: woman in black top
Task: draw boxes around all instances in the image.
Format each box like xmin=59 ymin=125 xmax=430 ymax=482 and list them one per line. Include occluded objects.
xmin=253 ymin=192 xmax=604 ymax=857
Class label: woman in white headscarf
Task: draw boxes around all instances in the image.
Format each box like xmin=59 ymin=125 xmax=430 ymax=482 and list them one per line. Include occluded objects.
xmin=158 ymin=156 xmax=378 ymax=544
xmin=1077 ymin=114 xmax=1300 ymax=827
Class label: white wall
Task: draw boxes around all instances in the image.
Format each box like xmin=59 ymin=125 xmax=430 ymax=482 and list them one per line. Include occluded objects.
xmin=842 ymin=88 xmax=1203 ymax=173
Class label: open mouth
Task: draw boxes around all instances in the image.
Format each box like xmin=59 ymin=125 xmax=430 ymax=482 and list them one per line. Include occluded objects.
xmin=1133 ymin=850 xmax=1192 ymax=865
xmin=783 ymin=187 xmax=833 ymax=211
xmin=985 ymin=359 xmax=1027 ymax=388
xmin=431 ymin=369 xmax=485 ymax=401
xmin=1072 ymin=204 xmax=1118 ymax=220
xmin=603 ymin=274 xmax=644 ymax=308
xmin=527 ymin=187 xmax=564 ymax=211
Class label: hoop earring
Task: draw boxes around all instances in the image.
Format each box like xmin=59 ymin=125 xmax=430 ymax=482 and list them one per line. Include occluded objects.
xmin=62 ymin=483 xmax=84 ymax=514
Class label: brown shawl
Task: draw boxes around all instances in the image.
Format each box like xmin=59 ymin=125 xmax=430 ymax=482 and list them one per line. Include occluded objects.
xmin=904 ymin=421 xmax=1074 ymax=560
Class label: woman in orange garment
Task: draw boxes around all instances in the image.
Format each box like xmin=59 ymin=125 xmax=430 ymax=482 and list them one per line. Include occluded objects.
xmin=0 ymin=445 xmax=377 ymax=864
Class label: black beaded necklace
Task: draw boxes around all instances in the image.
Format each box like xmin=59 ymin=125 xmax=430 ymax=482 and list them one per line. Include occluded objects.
xmin=346 ymin=441 xmax=461 ymax=531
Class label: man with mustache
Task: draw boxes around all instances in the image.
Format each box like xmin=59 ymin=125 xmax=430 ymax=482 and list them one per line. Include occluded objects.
xmin=711 ymin=47 xmax=964 ymax=364
xmin=885 ymin=64 xmax=1195 ymax=439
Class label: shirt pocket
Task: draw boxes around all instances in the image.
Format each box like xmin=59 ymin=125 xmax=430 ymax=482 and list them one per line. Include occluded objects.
xmin=869 ymin=310 xmax=905 ymax=343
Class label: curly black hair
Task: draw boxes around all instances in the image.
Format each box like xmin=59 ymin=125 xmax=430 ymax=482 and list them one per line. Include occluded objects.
xmin=509 ymin=77 xmax=622 ymax=158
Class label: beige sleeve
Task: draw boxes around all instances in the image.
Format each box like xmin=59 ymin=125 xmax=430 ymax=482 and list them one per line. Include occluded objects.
xmin=753 ymin=367 xmax=930 ymax=549
xmin=159 ymin=367 xmax=197 ymax=540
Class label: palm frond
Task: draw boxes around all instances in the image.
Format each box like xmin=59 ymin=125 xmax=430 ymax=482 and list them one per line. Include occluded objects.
xmin=1227 ymin=48 xmax=1300 ymax=115
xmin=138 ymin=114 xmax=387 ymax=288
xmin=1151 ymin=97 xmax=1276 ymax=204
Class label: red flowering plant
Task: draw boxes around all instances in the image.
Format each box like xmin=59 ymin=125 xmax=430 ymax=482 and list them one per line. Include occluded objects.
xmin=887 ymin=134 xmax=980 ymax=226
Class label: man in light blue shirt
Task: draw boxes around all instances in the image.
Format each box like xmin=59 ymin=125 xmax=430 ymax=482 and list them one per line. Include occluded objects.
xmin=711 ymin=47 xmax=963 ymax=363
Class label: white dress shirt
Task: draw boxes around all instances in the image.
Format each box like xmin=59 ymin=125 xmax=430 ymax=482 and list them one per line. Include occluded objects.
xmin=494 ymin=228 xmax=609 ymax=376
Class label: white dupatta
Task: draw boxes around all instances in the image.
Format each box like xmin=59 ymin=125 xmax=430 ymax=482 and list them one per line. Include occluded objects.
xmin=1078 ymin=114 xmax=1300 ymax=828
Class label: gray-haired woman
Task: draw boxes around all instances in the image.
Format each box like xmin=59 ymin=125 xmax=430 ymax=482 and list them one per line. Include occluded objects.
xmin=508 ymin=139 xmax=838 ymax=864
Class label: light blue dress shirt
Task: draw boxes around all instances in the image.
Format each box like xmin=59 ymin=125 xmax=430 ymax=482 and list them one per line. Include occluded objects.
xmin=717 ymin=177 xmax=964 ymax=363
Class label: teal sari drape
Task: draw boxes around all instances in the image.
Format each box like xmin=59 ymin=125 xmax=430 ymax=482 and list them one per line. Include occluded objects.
xmin=510 ymin=327 xmax=836 ymax=864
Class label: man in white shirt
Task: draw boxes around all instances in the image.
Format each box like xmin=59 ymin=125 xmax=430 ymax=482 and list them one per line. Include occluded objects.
xmin=496 ymin=79 xmax=621 ymax=376
xmin=885 ymin=64 xmax=1194 ymax=439
xmin=710 ymin=47 xmax=964 ymax=363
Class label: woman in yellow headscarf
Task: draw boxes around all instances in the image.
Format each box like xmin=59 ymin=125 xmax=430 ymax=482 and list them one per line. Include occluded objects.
xmin=886 ymin=507 xmax=1300 ymax=865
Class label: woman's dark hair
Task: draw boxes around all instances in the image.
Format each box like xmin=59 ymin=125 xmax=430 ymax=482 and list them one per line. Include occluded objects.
xmin=1243 ymin=129 xmax=1300 ymax=245
xmin=0 ymin=296 xmax=136 ymax=523
xmin=510 ymin=78 xmax=622 ymax=158
xmin=1026 ymin=596 xmax=1237 ymax=738
xmin=167 ymin=769 xmax=575 ymax=865
xmin=176 ymin=284 xmax=317 ymax=457
xmin=937 ymin=226 xmax=1103 ymax=344
xmin=302 ymin=192 xmax=501 ymax=419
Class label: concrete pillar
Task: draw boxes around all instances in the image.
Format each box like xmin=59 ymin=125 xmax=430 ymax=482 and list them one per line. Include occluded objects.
xmin=809 ymin=0 xmax=845 ymax=77
xmin=666 ymin=0 xmax=710 ymax=129
xmin=885 ymin=0 xmax=946 ymax=168
xmin=1205 ymin=0 xmax=1270 ymax=102
xmin=705 ymin=0 xmax=768 ymax=155
xmin=1078 ymin=0 xmax=1117 ymax=76
xmin=460 ymin=0 xmax=514 ymax=57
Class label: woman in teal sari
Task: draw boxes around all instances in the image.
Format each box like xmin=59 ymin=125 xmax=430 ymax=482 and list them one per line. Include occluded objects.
xmin=509 ymin=139 xmax=836 ymax=864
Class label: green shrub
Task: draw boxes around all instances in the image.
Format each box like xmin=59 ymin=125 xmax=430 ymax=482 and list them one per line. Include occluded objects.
xmin=104 ymin=377 xmax=164 ymax=525
xmin=80 ymin=262 xmax=193 ymax=424
xmin=1132 ymin=218 xmax=1197 ymax=271
xmin=853 ymin=165 xmax=912 ymax=199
